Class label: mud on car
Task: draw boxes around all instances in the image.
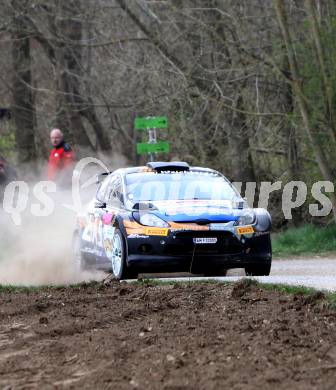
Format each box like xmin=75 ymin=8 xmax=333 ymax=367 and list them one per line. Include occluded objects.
xmin=73 ymin=162 xmax=272 ymax=279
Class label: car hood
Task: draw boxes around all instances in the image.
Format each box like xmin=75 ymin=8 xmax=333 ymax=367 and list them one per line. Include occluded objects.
xmin=148 ymin=199 xmax=243 ymax=223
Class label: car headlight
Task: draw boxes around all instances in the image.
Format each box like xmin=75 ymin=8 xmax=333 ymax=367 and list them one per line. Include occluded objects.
xmin=238 ymin=210 xmax=255 ymax=226
xmin=140 ymin=213 xmax=169 ymax=227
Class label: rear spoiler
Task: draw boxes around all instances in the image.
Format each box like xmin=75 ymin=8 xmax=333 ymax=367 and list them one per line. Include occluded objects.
xmin=146 ymin=161 xmax=190 ymax=172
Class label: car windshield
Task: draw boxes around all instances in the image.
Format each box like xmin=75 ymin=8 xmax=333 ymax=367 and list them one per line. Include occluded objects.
xmin=126 ymin=172 xmax=240 ymax=202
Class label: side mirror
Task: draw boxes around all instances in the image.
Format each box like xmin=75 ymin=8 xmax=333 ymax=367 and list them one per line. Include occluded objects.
xmin=94 ymin=200 xmax=106 ymax=209
xmin=96 ymin=172 xmax=110 ymax=184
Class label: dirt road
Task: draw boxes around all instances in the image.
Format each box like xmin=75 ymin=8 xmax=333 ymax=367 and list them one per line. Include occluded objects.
xmin=1 ymin=279 xmax=336 ymax=389
xmin=140 ymin=258 xmax=336 ymax=292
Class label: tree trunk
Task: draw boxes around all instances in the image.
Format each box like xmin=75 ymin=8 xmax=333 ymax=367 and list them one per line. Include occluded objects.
xmin=274 ymin=0 xmax=336 ymax=222
xmin=228 ymin=94 xmax=256 ymax=183
xmin=305 ymin=0 xmax=336 ymax=141
xmin=54 ymin=0 xmax=94 ymax=151
xmin=11 ymin=1 xmax=37 ymax=166
xmin=211 ymin=2 xmax=255 ymax=184
xmin=282 ymin=54 xmax=301 ymax=225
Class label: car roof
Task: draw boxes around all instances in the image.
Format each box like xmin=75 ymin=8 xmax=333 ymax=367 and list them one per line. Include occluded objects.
xmin=110 ymin=162 xmax=223 ymax=179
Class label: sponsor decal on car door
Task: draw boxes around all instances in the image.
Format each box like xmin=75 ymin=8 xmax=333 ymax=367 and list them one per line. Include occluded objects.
xmin=102 ymin=212 xmax=116 ymax=259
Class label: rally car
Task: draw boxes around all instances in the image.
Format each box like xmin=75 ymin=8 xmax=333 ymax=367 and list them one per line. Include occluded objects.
xmin=72 ymin=162 xmax=272 ymax=279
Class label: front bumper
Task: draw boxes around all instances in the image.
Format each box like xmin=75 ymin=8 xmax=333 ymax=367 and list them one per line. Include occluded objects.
xmin=126 ymin=229 xmax=271 ymax=272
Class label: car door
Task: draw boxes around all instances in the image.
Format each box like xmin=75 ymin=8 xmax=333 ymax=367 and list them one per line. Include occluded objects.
xmin=81 ymin=175 xmax=112 ymax=262
xmin=100 ymin=175 xmax=125 ymax=265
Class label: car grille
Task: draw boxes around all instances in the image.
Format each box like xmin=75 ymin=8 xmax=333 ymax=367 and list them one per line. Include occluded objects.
xmin=164 ymin=231 xmax=243 ymax=256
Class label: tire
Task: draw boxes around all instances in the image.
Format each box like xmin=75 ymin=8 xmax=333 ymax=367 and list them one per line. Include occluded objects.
xmin=110 ymin=229 xmax=138 ymax=280
xmin=245 ymin=263 xmax=271 ymax=276
xmin=72 ymin=231 xmax=95 ymax=271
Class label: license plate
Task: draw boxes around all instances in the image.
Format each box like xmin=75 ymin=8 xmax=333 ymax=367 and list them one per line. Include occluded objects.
xmin=193 ymin=237 xmax=217 ymax=244
xmin=236 ymin=226 xmax=254 ymax=235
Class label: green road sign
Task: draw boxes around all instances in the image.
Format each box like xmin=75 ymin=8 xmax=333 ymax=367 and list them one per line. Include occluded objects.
xmin=137 ymin=142 xmax=170 ymax=155
xmin=135 ymin=116 xmax=168 ymax=130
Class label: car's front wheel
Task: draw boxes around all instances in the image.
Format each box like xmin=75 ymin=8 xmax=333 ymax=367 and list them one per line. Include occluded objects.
xmin=110 ymin=229 xmax=138 ymax=280
xmin=245 ymin=263 xmax=271 ymax=276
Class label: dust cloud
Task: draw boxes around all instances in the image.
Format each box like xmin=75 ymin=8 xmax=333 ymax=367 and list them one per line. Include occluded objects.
xmin=0 ymin=195 xmax=105 ymax=286
xmin=0 ymin=154 xmax=127 ymax=286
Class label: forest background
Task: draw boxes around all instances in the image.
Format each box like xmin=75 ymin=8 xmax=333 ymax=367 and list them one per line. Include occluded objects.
xmin=1 ymin=0 xmax=335 ymax=229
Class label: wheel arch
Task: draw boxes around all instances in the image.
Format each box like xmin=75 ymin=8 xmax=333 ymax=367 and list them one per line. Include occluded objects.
xmin=254 ymin=208 xmax=272 ymax=232
xmin=113 ymin=216 xmax=130 ymax=265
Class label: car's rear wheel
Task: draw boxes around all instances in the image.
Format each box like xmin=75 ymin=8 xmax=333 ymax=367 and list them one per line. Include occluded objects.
xmin=110 ymin=229 xmax=138 ymax=280
xmin=245 ymin=263 xmax=271 ymax=276
xmin=72 ymin=231 xmax=95 ymax=271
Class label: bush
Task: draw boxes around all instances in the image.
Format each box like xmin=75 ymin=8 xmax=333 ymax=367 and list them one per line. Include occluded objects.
xmin=273 ymin=224 xmax=336 ymax=256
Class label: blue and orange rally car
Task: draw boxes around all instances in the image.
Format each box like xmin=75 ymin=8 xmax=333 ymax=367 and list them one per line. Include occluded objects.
xmin=72 ymin=162 xmax=272 ymax=279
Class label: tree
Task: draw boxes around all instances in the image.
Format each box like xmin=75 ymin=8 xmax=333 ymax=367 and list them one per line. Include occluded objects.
xmin=274 ymin=0 xmax=336 ymax=221
xmin=11 ymin=0 xmax=37 ymax=166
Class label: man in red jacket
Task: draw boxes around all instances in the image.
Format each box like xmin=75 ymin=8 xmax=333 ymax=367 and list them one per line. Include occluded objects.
xmin=47 ymin=129 xmax=75 ymax=186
